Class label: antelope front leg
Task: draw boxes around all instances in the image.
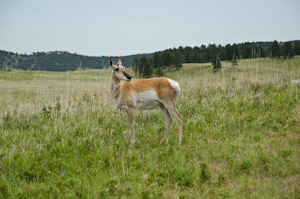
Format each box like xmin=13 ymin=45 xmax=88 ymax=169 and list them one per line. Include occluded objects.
xmin=127 ymin=107 xmax=136 ymax=144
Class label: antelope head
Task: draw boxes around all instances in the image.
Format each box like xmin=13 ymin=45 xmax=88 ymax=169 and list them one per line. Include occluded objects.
xmin=109 ymin=57 xmax=132 ymax=82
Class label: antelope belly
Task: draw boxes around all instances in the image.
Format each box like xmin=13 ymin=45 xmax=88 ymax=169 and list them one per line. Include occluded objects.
xmin=133 ymin=90 xmax=160 ymax=110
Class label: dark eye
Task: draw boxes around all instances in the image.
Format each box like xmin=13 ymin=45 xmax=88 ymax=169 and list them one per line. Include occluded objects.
xmin=115 ymin=68 xmax=119 ymax=71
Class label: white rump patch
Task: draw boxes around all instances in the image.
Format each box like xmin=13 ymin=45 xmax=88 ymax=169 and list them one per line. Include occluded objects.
xmin=167 ymin=78 xmax=180 ymax=95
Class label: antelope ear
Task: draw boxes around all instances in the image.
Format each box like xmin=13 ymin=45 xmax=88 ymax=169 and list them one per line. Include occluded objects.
xmin=117 ymin=58 xmax=122 ymax=66
xmin=109 ymin=57 xmax=113 ymax=67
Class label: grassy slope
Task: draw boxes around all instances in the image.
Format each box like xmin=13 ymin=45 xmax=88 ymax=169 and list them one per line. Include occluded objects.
xmin=0 ymin=58 xmax=300 ymax=198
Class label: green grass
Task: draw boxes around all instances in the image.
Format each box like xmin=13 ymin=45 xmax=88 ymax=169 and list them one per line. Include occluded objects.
xmin=0 ymin=58 xmax=300 ymax=198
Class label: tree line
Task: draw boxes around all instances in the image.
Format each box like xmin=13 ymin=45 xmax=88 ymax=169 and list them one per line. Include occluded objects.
xmin=132 ymin=40 xmax=300 ymax=77
xmin=0 ymin=40 xmax=299 ymax=72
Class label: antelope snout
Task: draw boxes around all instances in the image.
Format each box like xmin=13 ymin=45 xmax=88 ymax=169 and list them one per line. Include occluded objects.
xmin=123 ymin=72 xmax=132 ymax=82
xmin=126 ymin=76 xmax=132 ymax=82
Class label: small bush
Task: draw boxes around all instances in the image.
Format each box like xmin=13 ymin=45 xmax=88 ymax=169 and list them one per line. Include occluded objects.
xmin=211 ymin=56 xmax=222 ymax=71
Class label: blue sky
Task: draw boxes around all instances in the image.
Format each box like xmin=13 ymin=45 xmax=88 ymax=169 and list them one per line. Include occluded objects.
xmin=0 ymin=0 xmax=299 ymax=56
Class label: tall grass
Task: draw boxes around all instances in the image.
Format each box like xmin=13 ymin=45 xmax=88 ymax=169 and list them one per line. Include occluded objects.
xmin=0 ymin=57 xmax=300 ymax=198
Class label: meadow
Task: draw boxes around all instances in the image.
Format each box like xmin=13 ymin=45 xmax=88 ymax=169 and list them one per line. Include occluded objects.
xmin=0 ymin=58 xmax=300 ymax=198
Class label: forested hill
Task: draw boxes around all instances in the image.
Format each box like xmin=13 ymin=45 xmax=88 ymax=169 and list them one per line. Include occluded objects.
xmin=0 ymin=51 xmax=152 ymax=71
xmin=1 ymin=40 xmax=299 ymax=71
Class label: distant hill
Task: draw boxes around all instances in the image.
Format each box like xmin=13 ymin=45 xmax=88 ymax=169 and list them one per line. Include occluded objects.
xmin=0 ymin=40 xmax=299 ymax=71
xmin=0 ymin=51 xmax=152 ymax=71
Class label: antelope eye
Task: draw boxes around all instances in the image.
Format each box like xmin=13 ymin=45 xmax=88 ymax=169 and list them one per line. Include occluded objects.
xmin=115 ymin=68 xmax=119 ymax=71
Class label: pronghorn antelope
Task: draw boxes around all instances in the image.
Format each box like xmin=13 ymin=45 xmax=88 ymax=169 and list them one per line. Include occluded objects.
xmin=109 ymin=57 xmax=182 ymax=144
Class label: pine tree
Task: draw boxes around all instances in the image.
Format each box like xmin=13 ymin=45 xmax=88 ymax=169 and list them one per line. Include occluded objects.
xmin=173 ymin=50 xmax=184 ymax=70
xmin=139 ymin=56 xmax=153 ymax=78
xmin=231 ymin=54 xmax=238 ymax=66
xmin=269 ymin=40 xmax=281 ymax=57
xmin=191 ymin=47 xmax=201 ymax=63
xmin=155 ymin=67 xmax=164 ymax=77
xmin=282 ymin=42 xmax=294 ymax=58
xmin=162 ymin=50 xmax=171 ymax=67
xmin=200 ymin=45 xmax=209 ymax=62
xmin=231 ymin=44 xmax=241 ymax=59
xmin=294 ymin=42 xmax=300 ymax=55
xmin=224 ymin=44 xmax=232 ymax=60
xmin=153 ymin=52 xmax=163 ymax=69
xmin=208 ymin=44 xmax=218 ymax=61
xmin=183 ymin=47 xmax=192 ymax=63
xmin=218 ymin=45 xmax=226 ymax=60
xmin=241 ymin=42 xmax=252 ymax=58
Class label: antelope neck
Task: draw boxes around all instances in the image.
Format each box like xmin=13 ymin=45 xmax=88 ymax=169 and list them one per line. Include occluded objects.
xmin=111 ymin=72 xmax=121 ymax=99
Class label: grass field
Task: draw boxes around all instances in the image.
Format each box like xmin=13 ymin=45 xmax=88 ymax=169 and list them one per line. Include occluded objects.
xmin=0 ymin=58 xmax=300 ymax=198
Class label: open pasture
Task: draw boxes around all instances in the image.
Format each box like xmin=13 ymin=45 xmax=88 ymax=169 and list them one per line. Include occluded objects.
xmin=0 ymin=58 xmax=300 ymax=198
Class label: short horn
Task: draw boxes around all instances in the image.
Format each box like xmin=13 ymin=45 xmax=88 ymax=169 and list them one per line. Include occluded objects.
xmin=117 ymin=58 xmax=122 ymax=66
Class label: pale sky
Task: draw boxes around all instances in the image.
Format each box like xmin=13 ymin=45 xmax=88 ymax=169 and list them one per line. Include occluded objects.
xmin=0 ymin=0 xmax=299 ymax=56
